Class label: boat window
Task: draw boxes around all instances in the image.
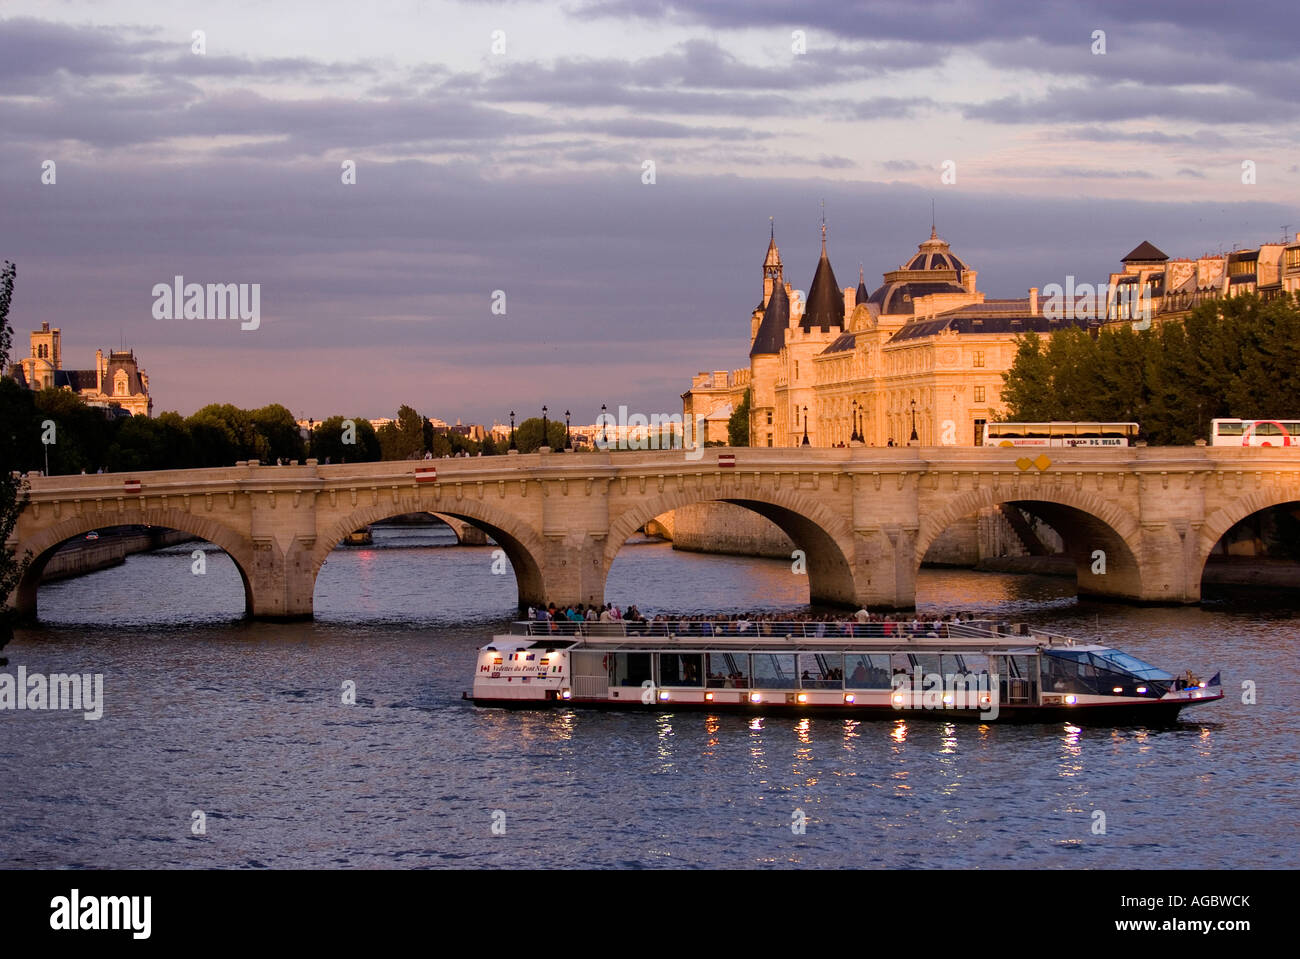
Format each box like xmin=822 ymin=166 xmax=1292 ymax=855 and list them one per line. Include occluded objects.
xmin=909 ymin=653 xmax=943 ymax=677
xmin=706 ymin=652 xmax=750 ymax=688
xmin=752 ymin=653 xmax=798 ymax=689
xmin=1088 ymin=648 xmax=1173 ymax=681
xmin=891 ymin=652 xmax=914 ymax=680
xmin=1042 ymin=650 xmax=1099 ymax=693
xmin=611 ymin=652 xmax=653 ymax=688
xmin=658 ymin=653 xmax=703 ymax=687
xmin=798 ymin=653 xmax=843 ymax=689
xmin=844 ymin=654 xmax=892 ymax=689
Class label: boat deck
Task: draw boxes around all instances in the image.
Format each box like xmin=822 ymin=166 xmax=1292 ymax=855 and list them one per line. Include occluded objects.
xmin=503 ymin=620 xmax=1081 ymax=652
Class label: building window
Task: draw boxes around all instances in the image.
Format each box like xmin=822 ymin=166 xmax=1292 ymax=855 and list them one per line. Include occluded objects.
xmin=974 ymin=386 xmax=986 ymax=403
xmin=766 ymin=411 xmax=773 ymax=425
xmin=766 ymin=435 xmax=773 ymax=447
xmin=972 ymin=351 xmax=985 ymax=368
xmin=973 ymin=418 xmax=986 ymax=447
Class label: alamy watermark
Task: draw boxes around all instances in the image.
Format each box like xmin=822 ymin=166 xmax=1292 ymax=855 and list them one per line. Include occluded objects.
xmin=0 ymin=667 xmax=104 ymax=720
xmin=594 ymin=405 xmax=706 ymax=461
xmin=1041 ymin=276 xmax=1153 ymax=331
xmin=891 ymin=671 xmax=998 ymax=720
xmin=152 ymin=276 xmax=260 ymax=330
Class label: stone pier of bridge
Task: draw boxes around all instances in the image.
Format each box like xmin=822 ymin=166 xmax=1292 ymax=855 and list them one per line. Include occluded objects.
xmin=7 ymin=446 xmax=1300 ymax=620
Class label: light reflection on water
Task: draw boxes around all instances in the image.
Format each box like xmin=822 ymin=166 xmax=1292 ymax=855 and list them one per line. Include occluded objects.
xmin=2 ymin=532 xmax=1297 ymax=868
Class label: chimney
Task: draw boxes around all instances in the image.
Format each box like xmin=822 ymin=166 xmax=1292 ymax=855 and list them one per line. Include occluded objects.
xmin=1029 ymin=287 xmax=1038 ymax=314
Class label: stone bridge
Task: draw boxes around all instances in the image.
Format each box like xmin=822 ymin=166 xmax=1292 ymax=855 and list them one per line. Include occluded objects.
xmin=7 ymin=447 xmax=1299 ymax=620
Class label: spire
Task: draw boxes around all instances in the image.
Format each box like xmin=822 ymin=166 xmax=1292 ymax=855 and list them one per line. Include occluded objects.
xmin=930 ymin=199 xmax=937 ymax=240
xmin=763 ymin=218 xmax=783 ymax=281
xmin=801 ymin=206 xmax=844 ymax=331
xmin=855 ymin=263 xmax=870 ymax=307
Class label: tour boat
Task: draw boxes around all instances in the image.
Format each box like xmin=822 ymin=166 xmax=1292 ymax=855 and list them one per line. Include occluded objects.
xmin=467 ymin=619 xmax=1223 ymax=724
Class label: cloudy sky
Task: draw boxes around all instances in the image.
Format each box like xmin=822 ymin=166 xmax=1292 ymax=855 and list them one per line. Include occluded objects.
xmin=2 ymin=1 xmax=1297 ymax=423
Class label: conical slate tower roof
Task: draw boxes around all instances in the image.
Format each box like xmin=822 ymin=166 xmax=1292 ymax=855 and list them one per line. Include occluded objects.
xmin=855 ymin=265 xmax=870 ymax=307
xmin=801 ymin=241 xmax=844 ymax=330
xmin=750 ymin=279 xmax=790 ymax=357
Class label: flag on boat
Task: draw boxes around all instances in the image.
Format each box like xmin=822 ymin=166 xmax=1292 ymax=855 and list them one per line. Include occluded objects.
xmin=1207 ymin=671 xmax=1221 ymax=687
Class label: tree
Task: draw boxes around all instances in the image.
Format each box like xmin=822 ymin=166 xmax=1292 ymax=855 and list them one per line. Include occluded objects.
xmin=310 ymin=415 xmax=380 ymax=463
xmin=251 ymin=404 xmax=305 ymax=463
xmin=378 ymin=405 xmax=426 ymax=460
xmin=186 ymin=403 xmax=268 ymax=466
xmin=514 ymin=417 xmax=566 ymax=453
xmin=728 ymin=389 xmax=751 ymax=446
xmin=1 ymin=260 xmax=30 ymax=652
xmin=1000 ymin=294 xmax=1300 ymax=445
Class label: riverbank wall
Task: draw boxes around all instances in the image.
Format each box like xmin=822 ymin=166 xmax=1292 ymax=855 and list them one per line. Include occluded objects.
xmin=40 ymin=529 xmax=196 ymax=582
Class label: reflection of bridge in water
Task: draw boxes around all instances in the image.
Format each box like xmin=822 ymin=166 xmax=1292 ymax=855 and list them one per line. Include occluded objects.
xmin=9 ymin=447 xmax=1300 ymax=619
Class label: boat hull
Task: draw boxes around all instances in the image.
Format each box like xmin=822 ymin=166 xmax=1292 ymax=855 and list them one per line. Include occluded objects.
xmin=468 ymin=693 xmax=1222 ymax=725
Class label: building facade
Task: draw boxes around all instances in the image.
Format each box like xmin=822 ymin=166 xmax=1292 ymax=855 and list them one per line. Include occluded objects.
xmin=9 ymin=322 xmax=152 ymax=416
xmin=684 ymin=225 xmax=1300 ymax=448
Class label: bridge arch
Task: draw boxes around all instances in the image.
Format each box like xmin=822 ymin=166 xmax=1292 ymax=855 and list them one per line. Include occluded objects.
xmin=604 ymin=486 xmax=859 ymax=606
xmin=915 ymin=486 xmax=1146 ymax=601
xmin=1197 ymin=488 xmax=1300 ymax=582
xmin=13 ymin=508 xmax=257 ymax=620
xmin=312 ymin=499 xmax=546 ymax=607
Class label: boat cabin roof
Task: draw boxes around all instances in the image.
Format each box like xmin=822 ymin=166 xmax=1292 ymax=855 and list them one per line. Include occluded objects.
xmin=487 ymin=620 xmax=1083 ymax=654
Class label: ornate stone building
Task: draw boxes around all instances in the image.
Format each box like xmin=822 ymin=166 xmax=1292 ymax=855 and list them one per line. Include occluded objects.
xmin=9 ymin=322 xmax=152 ymax=417
xmin=685 ymin=221 xmax=1086 ymax=448
xmin=684 ymin=224 xmax=1300 ymax=449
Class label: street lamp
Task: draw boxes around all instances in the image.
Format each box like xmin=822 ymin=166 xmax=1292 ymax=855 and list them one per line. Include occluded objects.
xmin=851 ymin=400 xmax=861 ymax=444
xmin=600 ymin=404 xmax=608 ymax=449
xmin=509 ymin=410 xmax=517 ymax=451
xmin=564 ymin=409 xmax=572 ymax=450
xmin=541 ymin=406 xmax=549 ymax=450
xmin=909 ymin=398 xmax=919 ymax=445
xmin=802 ymin=406 xmax=810 ymax=446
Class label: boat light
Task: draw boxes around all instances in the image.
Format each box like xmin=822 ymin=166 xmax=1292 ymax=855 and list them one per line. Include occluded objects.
xmin=843 ymin=694 xmax=855 ymax=704
xmin=1198 ymin=681 xmax=1207 ymax=688
xmin=1136 ymin=686 xmax=1148 ymax=695
xmin=658 ymin=690 xmax=670 ymax=702
xmin=560 ymin=689 xmax=571 ymax=700
xmin=704 ymin=691 xmax=714 ymax=702
xmin=750 ymin=692 xmax=762 ymax=704
xmin=891 ymin=693 xmax=905 ymax=707
xmin=980 ymin=694 xmax=991 ymax=705
xmin=796 ymin=693 xmax=808 ymax=704
xmin=1112 ymin=686 xmax=1123 ymax=694
xmin=942 ymin=694 xmax=954 ymax=706
xmin=1064 ymin=695 xmax=1077 ymax=705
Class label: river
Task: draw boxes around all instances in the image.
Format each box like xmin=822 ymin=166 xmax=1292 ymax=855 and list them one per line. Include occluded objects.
xmin=2 ymin=523 xmax=1296 ymax=868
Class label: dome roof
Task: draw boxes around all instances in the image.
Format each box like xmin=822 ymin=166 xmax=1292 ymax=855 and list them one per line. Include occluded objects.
xmin=904 ymin=227 xmax=966 ymax=278
xmin=868 ymin=279 xmax=967 ymax=316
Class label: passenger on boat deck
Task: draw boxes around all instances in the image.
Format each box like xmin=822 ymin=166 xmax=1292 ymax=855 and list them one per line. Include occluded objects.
xmin=850 ymin=663 xmax=868 ymax=684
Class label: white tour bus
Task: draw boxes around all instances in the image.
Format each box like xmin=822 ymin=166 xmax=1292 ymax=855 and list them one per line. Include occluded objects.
xmin=1209 ymin=419 xmax=1300 ymax=447
xmin=983 ymin=422 xmax=1139 ymax=448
